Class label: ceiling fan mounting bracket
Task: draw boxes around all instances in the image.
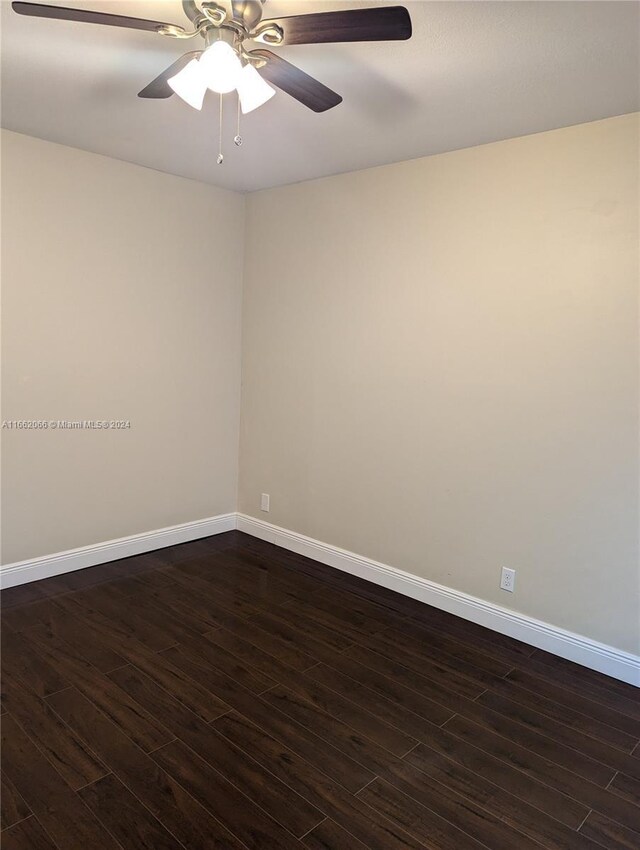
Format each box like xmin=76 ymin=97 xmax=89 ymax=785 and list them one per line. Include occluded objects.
xmin=201 ymin=2 xmax=227 ymax=26
xmin=156 ymin=23 xmax=198 ymax=38
xmin=159 ymin=2 xmax=264 ymax=43
xmin=250 ymin=22 xmax=284 ymax=46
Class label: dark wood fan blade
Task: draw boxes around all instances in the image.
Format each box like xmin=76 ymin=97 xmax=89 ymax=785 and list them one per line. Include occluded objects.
xmin=138 ymin=52 xmax=202 ymax=99
xmin=259 ymin=6 xmax=411 ymax=46
xmin=250 ymin=50 xmax=342 ymax=113
xmin=11 ymin=2 xmax=185 ymax=33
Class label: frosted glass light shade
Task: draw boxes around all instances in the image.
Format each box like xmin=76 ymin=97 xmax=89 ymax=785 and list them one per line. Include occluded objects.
xmin=199 ymin=41 xmax=243 ymax=94
xmin=167 ymin=58 xmax=208 ymax=110
xmin=237 ymin=63 xmax=276 ymax=114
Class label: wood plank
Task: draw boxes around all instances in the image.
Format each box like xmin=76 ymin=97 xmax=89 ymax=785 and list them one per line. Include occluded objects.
xmin=26 ymin=627 xmax=173 ymax=752
xmin=78 ymin=773 xmax=183 ymax=850
xmin=276 ymin=579 xmax=408 ymax=636
xmin=2 ymin=598 xmax=59 ymax=633
xmin=161 ymin=642 xmax=283 ymax=713
xmin=163 ymin=643 xmax=376 ymax=793
xmin=579 ymin=810 xmax=640 ymax=850
xmin=185 ymin=551 xmax=295 ymax=606
xmin=1 ymin=628 xmax=68 ymax=697
xmin=380 ymin=766 xmax=561 ymax=850
xmin=171 ymin=630 xmax=276 ymax=694
xmin=358 ymin=776 xmax=508 ymax=850
xmin=1 ymin=582 xmax=48 ymax=608
xmin=276 ymin=597 xmax=384 ymax=645
xmin=517 ymin=655 xmax=640 ymax=723
xmin=237 ymin=539 xmax=426 ymax=619
xmin=201 ymin=625 xmax=308 ymax=683
xmin=375 ymin=616 xmax=519 ymax=674
xmin=260 ymin=603 xmax=354 ymax=653
xmin=399 ymin=743 xmax=604 ymax=850
xmin=530 ymin=649 xmax=640 ymax=701
xmin=2 ymin=668 xmax=108 ymax=790
xmin=51 ymin=593 xmax=167 ymax=655
xmin=0 ymin=772 xmax=31 ymax=829
xmin=126 ymin=586 xmax=217 ymax=636
xmin=405 ymin=732 xmax=589 ymax=829
xmin=187 ymin=718 xmax=326 ymax=839
xmin=1 ymin=816 xmax=59 ymax=850
xmin=309 ymin=647 xmax=455 ymax=728
xmin=199 ymin=623 xmax=419 ymax=759
xmin=152 ymin=738 xmax=303 ymax=850
xmin=261 ymin=685 xmax=402 ymax=773
xmin=506 ymin=668 xmax=640 ymax=739
xmin=108 ymin=662 xmax=215 ymax=735
xmin=407 ymin=604 xmax=536 ymax=662
xmin=165 ymin=565 xmax=263 ymax=618
xmin=346 ymin=643 xmax=616 ymax=786
xmin=215 ymin=614 xmax=317 ymax=671
xmin=212 ymin=710 xmax=428 ymax=850
xmin=283 ymin=674 xmax=419 ymax=758
xmin=478 ymin=690 xmax=640 ymax=780
xmin=353 ymin=627 xmax=495 ymax=696
xmin=29 ymin=608 xmax=127 ymax=673
xmin=0 ymin=715 xmax=120 ymax=850
xmin=343 ymin=642 xmax=482 ymax=715
xmin=235 ymin=539 xmax=418 ymax=616
xmin=305 ymin=662 xmax=455 ymax=747
xmin=67 ymin=586 xmax=200 ymax=652
xmin=104 ymin=568 xmax=177 ymax=598
xmin=140 ymin=581 xmax=226 ymax=633
xmin=609 ymin=771 xmax=640 ymax=806
xmin=483 ymin=676 xmax=638 ymax=752
xmin=108 ymin=640 xmax=230 ymax=723
xmin=443 ymin=715 xmax=640 ymax=833
xmin=249 ymin=609 xmax=354 ymax=666
xmin=107 ymin=664 xmax=325 ymax=838
xmin=223 ymin=549 xmax=332 ymax=605
xmin=302 ymin=819 xmax=369 ymax=850
xmin=46 ymin=686 xmax=247 ymax=850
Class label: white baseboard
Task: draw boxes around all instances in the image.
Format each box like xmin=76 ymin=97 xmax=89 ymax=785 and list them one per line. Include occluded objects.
xmin=2 ymin=510 xmax=637 ymax=686
xmin=237 ymin=513 xmax=640 ymax=687
xmin=0 ymin=513 xmax=237 ymax=589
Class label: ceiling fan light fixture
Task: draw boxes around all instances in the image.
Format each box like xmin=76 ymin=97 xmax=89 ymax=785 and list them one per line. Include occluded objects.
xmin=167 ymin=58 xmax=207 ymax=110
xmin=199 ymin=40 xmax=243 ymax=94
xmin=237 ymin=63 xmax=276 ymax=114
xmin=13 ymin=2 xmax=413 ymax=117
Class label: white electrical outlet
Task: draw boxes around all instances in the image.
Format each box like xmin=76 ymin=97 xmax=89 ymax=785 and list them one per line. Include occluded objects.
xmin=260 ymin=493 xmax=270 ymax=512
xmin=500 ymin=567 xmax=516 ymax=592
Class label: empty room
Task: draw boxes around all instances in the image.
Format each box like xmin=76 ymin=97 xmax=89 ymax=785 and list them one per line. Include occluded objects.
xmin=1 ymin=2 xmax=639 ymax=849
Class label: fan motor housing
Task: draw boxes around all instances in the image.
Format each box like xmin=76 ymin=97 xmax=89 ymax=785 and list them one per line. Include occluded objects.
xmin=229 ymin=1 xmax=265 ymax=31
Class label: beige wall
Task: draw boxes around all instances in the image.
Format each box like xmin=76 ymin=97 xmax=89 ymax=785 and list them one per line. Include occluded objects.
xmin=1 ymin=130 xmax=244 ymax=563
xmin=240 ymin=114 xmax=640 ymax=654
xmin=3 ymin=117 xmax=638 ymax=654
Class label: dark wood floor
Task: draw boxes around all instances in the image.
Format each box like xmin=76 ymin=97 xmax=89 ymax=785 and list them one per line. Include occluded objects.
xmin=1 ymin=531 xmax=639 ymax=850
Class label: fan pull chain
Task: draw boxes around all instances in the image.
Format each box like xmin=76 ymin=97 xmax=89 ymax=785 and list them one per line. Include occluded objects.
xmin=234 ymin=94 xmax=243 ymax=147
xmin=217 ymin=93 xmax=224 ymax=165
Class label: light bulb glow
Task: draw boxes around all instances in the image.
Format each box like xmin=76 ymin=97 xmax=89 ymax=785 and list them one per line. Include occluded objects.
xmin=237 ymin=63 xmax=276 ymax=114
xmin=167 ymin=58 xmax=208 ymax=110
xmin=199 ymin=41 xmax=243 ymax=94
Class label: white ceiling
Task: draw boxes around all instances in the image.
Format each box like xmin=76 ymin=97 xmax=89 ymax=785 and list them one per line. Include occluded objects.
xmin=2 ymin=1 xmax=638 ymax=192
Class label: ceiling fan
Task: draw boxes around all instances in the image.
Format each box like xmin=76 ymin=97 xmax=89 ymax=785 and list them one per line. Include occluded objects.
xmin=11 ymin=1 xmax=413 ymax=114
